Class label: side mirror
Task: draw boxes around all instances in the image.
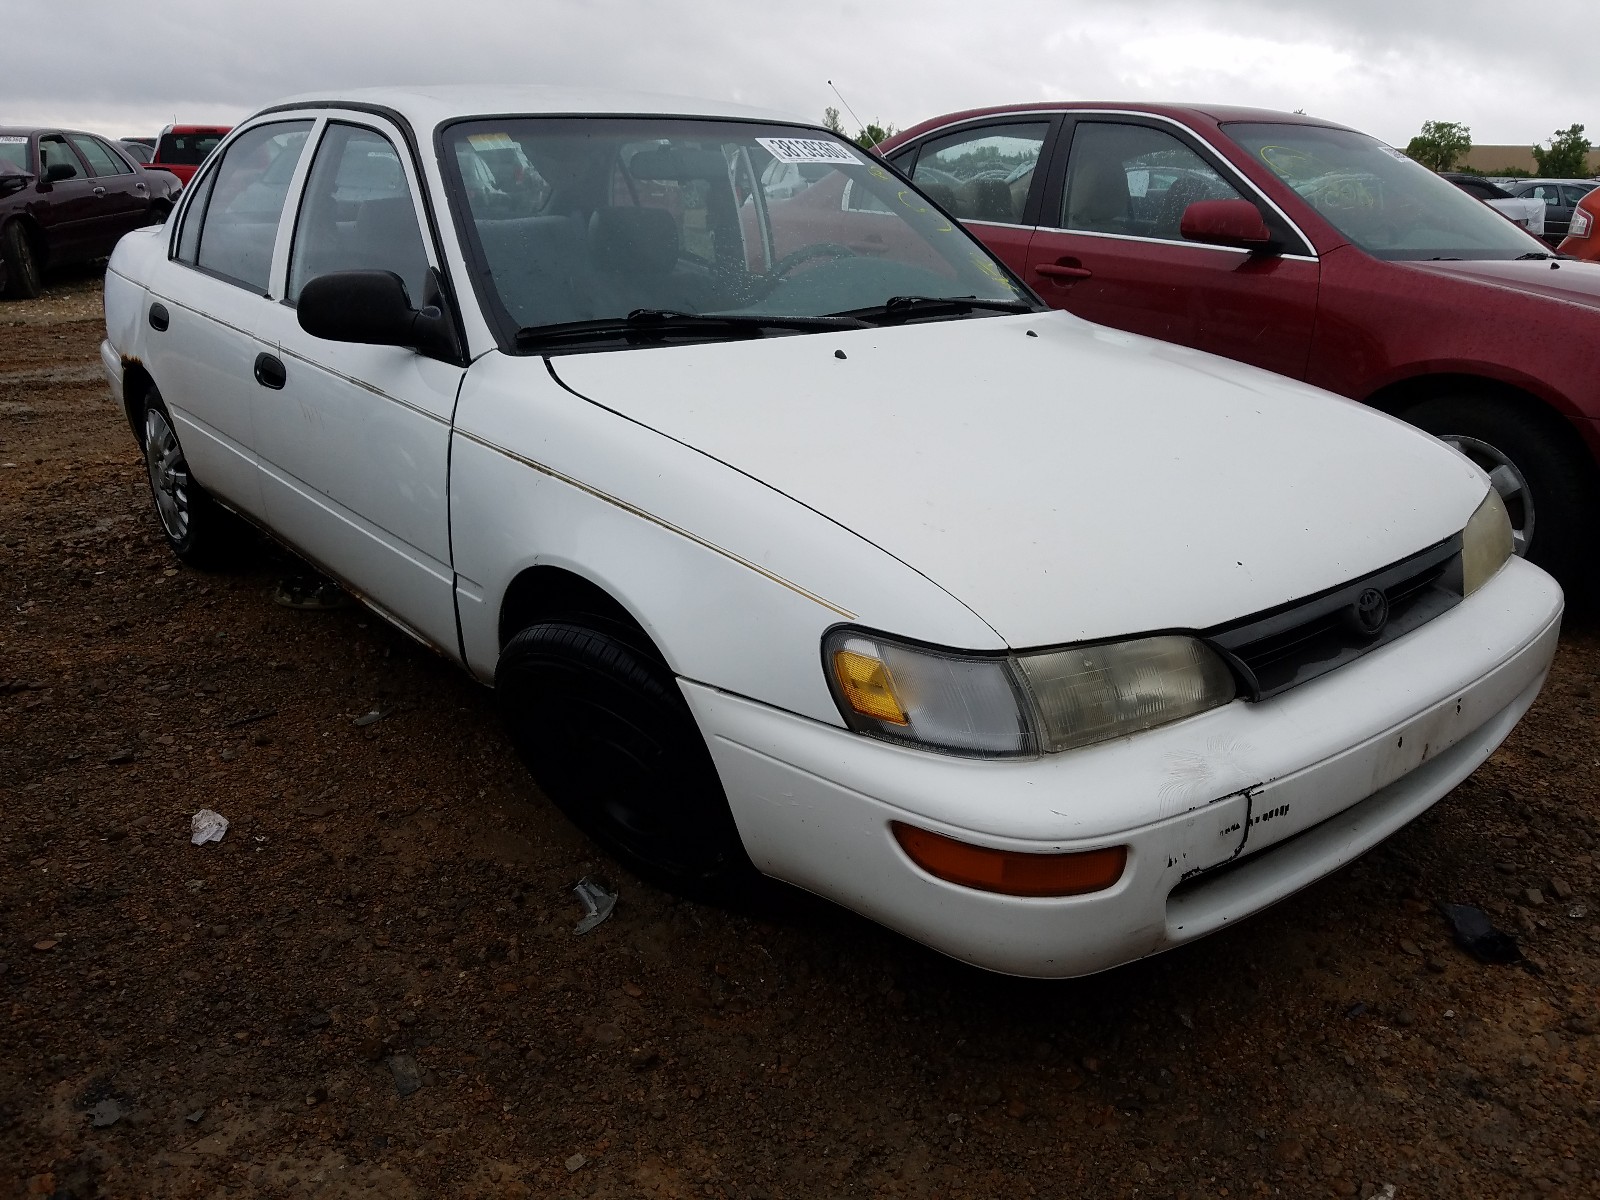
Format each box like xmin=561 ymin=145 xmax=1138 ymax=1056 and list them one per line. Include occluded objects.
xmin=296 ymin=269 xmax=458 ymax=360
xmin=43 ymin=162 xmax=77 ymax=184
xmin=1179 ymin=199 xmax=1275 ymax=252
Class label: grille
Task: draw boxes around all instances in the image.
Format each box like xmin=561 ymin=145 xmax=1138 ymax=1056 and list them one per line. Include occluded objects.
xmin=1203 ymin=536 xmax=1463 ymax=701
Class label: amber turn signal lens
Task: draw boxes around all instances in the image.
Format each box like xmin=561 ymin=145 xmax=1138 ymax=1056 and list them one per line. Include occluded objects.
xmin=832 ymin=648 xmax=909 ymax=725
xmin=892 ymin=822 xmax=1127 ymax=898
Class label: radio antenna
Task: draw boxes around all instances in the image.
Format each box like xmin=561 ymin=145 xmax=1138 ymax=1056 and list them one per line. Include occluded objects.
xmin=827 ymin=79 xmax=875 ymax=146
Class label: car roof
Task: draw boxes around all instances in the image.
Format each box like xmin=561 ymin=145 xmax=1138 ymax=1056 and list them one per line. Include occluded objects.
xmin=1510 ymin=178 xmax=1596 ymax=186
xmin=161 ymin=124 xmax=232 ymax=134
xmin=885 ymin=102 xmax=1358 ymax=147
xmin=0 ymin=125 xmax=105 ymax=139
xmin=257 ymin=85 xmax=799 ymax=130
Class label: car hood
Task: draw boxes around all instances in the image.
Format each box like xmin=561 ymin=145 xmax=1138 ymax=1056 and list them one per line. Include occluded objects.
xmin=548 ymin=312 xmax=1488 ymax=647
xmin=1402 ymin=258 xmax=1600 ymax=311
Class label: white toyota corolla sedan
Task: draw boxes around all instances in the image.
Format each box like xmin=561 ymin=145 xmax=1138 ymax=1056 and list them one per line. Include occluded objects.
xmin=100 ymin=87 xmax=1562 ymax=977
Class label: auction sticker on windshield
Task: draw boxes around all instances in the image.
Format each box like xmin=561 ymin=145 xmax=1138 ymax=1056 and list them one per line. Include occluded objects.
xmin=758 ymin=137 xmax=859 ymax=165
xmin=467 ymin=132 xmax=518 ymax=151
xmin=0 ymin=137 xmax=27 ymax=143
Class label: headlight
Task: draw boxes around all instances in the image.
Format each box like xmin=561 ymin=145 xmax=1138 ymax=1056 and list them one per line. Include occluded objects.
xmin=824 ymin=629 xmax=1237 ymax=758
xmin=1462 ymin=486 xmax=1513 ymax=596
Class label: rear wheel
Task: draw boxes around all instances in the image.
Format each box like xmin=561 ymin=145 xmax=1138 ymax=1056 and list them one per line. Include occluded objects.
xmin=1 ymin=221 xmax=41 ymax=299
xmin=142 ymin=392 xmax=245 ymax=567
xmin=496 ymin=621 xmax=758 ymax=900
xmin=1401 ymin=394 xmax=1595 ymax=590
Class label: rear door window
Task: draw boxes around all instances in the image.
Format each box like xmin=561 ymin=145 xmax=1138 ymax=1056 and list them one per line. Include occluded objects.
xmin=157 ymin=131 xmax=227 ymax=165
xmin=184 ymin=122 xmax=313 ymax=292
xmin=68 ymin=134 xmax=132 ymax=177
xmin=910 ymin=122 xmax=1048 ymax=224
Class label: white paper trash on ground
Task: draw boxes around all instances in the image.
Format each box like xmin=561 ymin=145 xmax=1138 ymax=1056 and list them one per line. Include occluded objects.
xmin=191 ymin=809 xmax=229 ymax=845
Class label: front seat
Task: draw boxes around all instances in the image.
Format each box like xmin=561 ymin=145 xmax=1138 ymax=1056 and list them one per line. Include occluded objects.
xmin=1065 ymin=161 xmax=1130 ymax=234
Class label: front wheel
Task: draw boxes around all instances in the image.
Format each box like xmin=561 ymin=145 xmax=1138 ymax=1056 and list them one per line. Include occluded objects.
xmin=1401 ymin=395 xmax=1595 ymax=589
xmin=1 ymin=221 xmax=42 ymax=299
xmin=496 ymin=621 xmax=758 ymax=900
xmin=142 ymin=395 xmax=244 ymax=567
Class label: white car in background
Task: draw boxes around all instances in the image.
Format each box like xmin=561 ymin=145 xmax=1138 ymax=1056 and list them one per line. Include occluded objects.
xmin=100 ymin=87 xmax=1561 ymax=977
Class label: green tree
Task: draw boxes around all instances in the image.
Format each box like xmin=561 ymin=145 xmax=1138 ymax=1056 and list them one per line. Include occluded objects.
xmin=1531 ymin=124 xmax=1591 ymax=177
xmin=822 ymin=108 xmax=895 ymax=149
xmin=854 ymin=121 xmax=896 ymax=150
xmin=1404 ymin=120 xmax=1472 ymax=172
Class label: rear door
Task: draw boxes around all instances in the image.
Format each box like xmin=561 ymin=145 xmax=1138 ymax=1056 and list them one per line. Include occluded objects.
xmin=894 ymin=117 xmax=1055 ymax=277
xmin=250 ymin=115 xmax=463 ymax=656
xmin=141 ymin=120 xmax=316 ymax=519
xmin=1022 ymin=115 xmax=1321 ymax=380
xmin=66 ymin=134 xmax=149 ymax=248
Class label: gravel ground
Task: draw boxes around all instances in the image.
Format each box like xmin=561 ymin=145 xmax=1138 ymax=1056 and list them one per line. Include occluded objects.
xmin=2 ymin=274 xmax=1598 ymax=1200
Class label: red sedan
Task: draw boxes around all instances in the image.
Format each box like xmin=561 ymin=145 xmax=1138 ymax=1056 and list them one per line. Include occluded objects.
xmin=880 ymin=105 xmax=1600 ymax=590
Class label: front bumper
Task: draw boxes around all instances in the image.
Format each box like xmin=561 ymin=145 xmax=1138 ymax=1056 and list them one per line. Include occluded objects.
xmin=684 ymin=556 xmax=1562 ymax=977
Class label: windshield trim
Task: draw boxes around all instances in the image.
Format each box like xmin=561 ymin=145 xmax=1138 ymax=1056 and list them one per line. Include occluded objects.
xmin=434 ymin=114 xmax=1044 ymax=357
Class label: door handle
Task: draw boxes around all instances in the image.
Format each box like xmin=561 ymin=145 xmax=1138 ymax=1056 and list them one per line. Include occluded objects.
xmin=254 ymin=353 xmax=286 ymax=390
xmin=148 ymin=303 xmax=169 ymax=331
xmin=1035 ymin=260 xmax=1093 ymax=282
xmin=92 ymin=186 xmax=106 ymax=197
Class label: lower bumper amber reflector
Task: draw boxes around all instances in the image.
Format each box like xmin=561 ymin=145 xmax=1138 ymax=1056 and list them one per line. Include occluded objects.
xmin=892 ymin=822 xmax=1127 ymax=898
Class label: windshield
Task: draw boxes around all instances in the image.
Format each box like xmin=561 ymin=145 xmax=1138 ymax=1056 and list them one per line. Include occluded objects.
xmin=157 ymin=131 xmax=226 ymax=165
xmin=442 ymin=118 xmax=1032 ymax=347
xmin=1225 ymin=122 xmax=1548 ymax=261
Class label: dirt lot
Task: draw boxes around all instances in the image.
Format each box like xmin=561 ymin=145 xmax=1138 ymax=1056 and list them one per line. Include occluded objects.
xmin=2 ymin=274 xmax=1598 ymax=1200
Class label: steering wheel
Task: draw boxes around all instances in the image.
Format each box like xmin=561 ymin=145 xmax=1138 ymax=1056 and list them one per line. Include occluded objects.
xmin=770 ymin=243 xmax=858 ymax=279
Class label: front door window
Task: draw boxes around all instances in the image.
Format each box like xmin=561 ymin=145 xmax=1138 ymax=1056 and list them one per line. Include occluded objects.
xmin=1060 ymin=122 xmax=1243 ymax=242
xmin=287 ymin=123 xmax=432 ymax=305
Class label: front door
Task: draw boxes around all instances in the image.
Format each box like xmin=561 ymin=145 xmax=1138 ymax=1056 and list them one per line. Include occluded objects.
xmin=251 ymin=116 xmax=463 ymax=657
xmin=1023 ymin=117 xmax=1321 ymax=381
xmin=33 ymin=134 xmax=102 ymax=257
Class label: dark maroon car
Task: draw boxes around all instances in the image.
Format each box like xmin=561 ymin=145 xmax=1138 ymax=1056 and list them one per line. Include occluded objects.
xmin=0 ymin=126 xmax=183 ymax=299
xmin=880 ymin=105 xmax=1600 ymax=590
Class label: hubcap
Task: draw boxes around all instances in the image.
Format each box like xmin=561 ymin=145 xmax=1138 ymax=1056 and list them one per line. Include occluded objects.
xmin=144 ymin=409 xmax=190 ymax=541
xmin=1438 ymin=434 xmax=1534 ymax=557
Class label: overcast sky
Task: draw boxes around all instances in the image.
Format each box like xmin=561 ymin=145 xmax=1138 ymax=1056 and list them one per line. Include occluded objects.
xmin=4 ymin=0 xmax=1590 ymax=148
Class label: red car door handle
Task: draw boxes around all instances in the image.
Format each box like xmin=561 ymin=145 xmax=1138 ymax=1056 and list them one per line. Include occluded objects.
xmin=1035 ymin=261 xmax=1092 ymax=282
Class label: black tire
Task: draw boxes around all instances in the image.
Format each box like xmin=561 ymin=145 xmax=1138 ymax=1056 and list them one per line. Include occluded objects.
xmin=1401 ymin=394 xmax=1596 ymax=590
xmin=146 ymin=201 xmax=171 ymax=226
xmin=1 ymin=221 xmax=42 ymax=300
xmin=496 ymin=621 xmax=758 ymax=900
xmin=141 ymin=391 xmax=246 ymax=567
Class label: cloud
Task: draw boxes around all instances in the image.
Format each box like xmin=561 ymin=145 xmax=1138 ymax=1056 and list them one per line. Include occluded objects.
xmin=0 ymin=0 xmax=1590 ymax=148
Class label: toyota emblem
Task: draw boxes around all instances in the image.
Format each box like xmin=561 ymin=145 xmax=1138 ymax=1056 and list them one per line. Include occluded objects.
xmin=1350 ymin=587 xmax=1390 ymax=637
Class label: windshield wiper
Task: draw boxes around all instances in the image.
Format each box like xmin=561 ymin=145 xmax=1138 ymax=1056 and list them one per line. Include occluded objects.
xmin=515 ymin=308 xmax=869 ymax=349
xmin=831 ymin=295 xmax=1038 ymax=326
xmin=1514 ymin=250 xmax=1562 ymax=260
